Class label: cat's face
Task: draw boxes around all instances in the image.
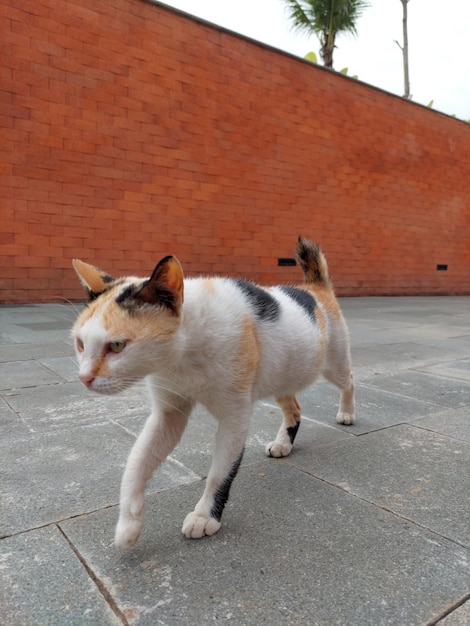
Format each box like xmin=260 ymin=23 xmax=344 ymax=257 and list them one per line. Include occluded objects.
xmin=72 ymin=256 xmax=184 ymax=395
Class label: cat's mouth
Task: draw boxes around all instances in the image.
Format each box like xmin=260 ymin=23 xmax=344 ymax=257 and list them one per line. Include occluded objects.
xmin=84 ymin=378 xmax=131 ymax=395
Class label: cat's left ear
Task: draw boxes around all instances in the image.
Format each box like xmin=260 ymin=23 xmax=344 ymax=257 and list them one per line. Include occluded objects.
xmin=73 ymin=259 xmax=116 ymax=300
xmin=136 ymin=255 xmax=184 ymax=315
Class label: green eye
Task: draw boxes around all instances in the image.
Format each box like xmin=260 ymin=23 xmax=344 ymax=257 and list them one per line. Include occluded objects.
xmin=108 ymin=340 xmax=127 ymax=353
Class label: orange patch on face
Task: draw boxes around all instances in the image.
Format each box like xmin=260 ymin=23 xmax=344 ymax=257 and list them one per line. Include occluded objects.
xmin=100 ymin=298 xmax=136 ymax=341
xmin=91 ymin=355 xmax=110 ymax=379
xmin=73 ymin=279 xmax=182 ymax=345
xmin=73 ymin=287 xmax=116 ymax=331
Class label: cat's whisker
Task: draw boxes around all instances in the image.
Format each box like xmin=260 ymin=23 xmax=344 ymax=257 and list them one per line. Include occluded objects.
xmin=52 ymin=298 xmax=83 ymax=319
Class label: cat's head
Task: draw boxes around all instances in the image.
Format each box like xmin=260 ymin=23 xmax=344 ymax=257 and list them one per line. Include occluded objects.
xmin=71 ymin=255 xmax=184 ymax=394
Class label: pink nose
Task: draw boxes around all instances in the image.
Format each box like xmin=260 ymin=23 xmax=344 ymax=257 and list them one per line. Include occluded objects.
xmin=79 ymin=373 xmax=95 ymax=388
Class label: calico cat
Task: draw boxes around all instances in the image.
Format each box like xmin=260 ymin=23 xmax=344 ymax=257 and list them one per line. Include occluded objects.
xmin=72 ymin=237 xmax=355 ymax=549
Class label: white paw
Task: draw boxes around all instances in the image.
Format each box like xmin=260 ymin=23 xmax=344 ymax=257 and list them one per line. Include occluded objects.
xmin=265 ymin=440 xmax=293 ymax=458
xmin=182 ymin=512 xmax=221 ymax=539
xmin=336 ymin=412 xmax=355 ymax=425
xmin=114 ymin=516 xmax=143 ymax=550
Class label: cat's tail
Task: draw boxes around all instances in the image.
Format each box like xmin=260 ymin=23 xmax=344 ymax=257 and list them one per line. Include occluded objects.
xmin=295 ymin=236 xmax=331 ymax=288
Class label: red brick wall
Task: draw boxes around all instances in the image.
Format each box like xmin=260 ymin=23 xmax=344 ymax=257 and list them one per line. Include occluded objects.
xmin=1 ymin=0 xmax=469 ymax=303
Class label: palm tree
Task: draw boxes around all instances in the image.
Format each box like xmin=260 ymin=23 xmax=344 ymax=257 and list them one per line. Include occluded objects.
xmin=282 ymin=0 xmax=369 ymax=69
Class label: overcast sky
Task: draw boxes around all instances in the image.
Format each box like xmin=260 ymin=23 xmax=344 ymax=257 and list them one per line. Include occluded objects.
xmin=160 ymin=0 xmax=470 ymax=121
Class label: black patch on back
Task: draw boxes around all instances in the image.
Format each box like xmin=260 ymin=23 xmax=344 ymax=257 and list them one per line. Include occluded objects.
xmin=287 ymin=422 xmax=300 ymax=444
xmin=210 ymin=448 xmax=244 ymax=522
xmin=234 ymin=279 xmax=280 ymax=321
xmin=279 ymin=286 xmax=316 ymax=320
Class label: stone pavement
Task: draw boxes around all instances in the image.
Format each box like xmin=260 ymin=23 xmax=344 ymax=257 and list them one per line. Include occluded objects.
xmin=1 ymin=297 xmax=470 ymax=626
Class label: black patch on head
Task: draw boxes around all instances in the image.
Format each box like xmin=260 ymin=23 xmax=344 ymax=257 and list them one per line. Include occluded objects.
xmin=235 ymin=280 xmax=280 ymax=322
xmin=86 ymin=282 xmax=121 ymax=303
xmin=279 ymin=286 xmax=316 ymax=320
xmin=85 ymin=272 xmax=117 ymax=302
xmin=88 ymin=289 xmax=107 ymax=302
xmin=115 ymin=283 xmax=141 ymax=307
xmin=116 ymin=279 xmax=179 ymax=314
xmin=210 ymin=449 xmax=244 ymax=522
xmin=287 ymin=422 xmax=300 ymax=444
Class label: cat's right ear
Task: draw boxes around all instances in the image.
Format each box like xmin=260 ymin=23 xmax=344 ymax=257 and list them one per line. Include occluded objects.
xmin=72 ymin=259 xmax=115 ymax=300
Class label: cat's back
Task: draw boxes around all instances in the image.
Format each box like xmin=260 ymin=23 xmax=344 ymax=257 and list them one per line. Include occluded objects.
xmin=182 ymin=275 xmax=321 ymax=335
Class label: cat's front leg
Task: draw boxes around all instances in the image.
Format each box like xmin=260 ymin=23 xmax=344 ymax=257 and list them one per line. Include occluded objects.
xmin=266 ymin=395 xmax=302 ymax=458
xmin=182 ymin=413 xmax=249 ymax=539
xmin=115 ymin=399 xmax=192 ymax=549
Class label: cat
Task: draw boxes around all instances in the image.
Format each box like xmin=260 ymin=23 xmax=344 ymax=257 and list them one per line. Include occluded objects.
xmin=72 ymin=237 xmax=355 ymax=549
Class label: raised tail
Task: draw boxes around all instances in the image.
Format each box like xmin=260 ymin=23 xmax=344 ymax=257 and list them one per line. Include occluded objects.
xmin=295 ymin=236 xmax=331 ymax=288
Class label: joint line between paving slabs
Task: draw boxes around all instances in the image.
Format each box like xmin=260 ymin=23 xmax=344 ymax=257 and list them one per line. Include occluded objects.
xmin=426 ymin=590 xmax=470 ymax=625
xmin=281 ymin=460 xmax=470 ymax=550
xmin=57 ymin=524 xmax=130 ymax=626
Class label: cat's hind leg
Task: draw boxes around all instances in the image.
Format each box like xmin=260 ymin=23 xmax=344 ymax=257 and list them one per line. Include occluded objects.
xmin=265 ymin=395 xmax=301 ymax=458
xmin=182 ymin=405 xmax=250 ymax=539
xmin=325 ymin=369 xmax=355 ymax=425
xmin=321 ymin=310 xmax=355 ymax=425
xmin=322 ymin=351 xmax=355 ymax=425
xmin=115 ymin=395 xmax=193 ymax=549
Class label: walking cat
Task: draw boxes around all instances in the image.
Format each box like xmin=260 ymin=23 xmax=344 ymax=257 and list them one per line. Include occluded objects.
xmin=72 ymin=237 xmax=355 ymax=549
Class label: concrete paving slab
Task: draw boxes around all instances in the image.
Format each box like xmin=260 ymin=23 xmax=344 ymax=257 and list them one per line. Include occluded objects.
xmin=60 ymin=462 xmax=470 ymax=626
xmin=0 ymin=304 xmax=78 ymax=344
xmin=0 ymin=341 xmax=74 ymax=362
xmin=351 ymin=341 xmax=462 ymax=375
xmin=0 ymin=394 xmax=30 ymax=438
xmin=411 ymin=406 xmax=470 ymax=443
xmin=0 ymin=525 xmax=120 ymax=625
xmin=439 ymin=600 xmax=470 ymax=626
xmin=0 ymin=360 xmax=64 ymax=390
xmin=415 ymin=357 xmax=470 ymax=383
xmin=38 ymin=355 xmax=81 ymax=382
xmin=3 ymin=381 xmax=151 ymax=432
xmin=363 ymin=370 xmax=470 ymax=408
xmin=115 ymin=401 xmax=354 ymax=478
xmin=0 ymin=423 xmax=199 ymax=537
xmin=347 ymin=327 xmax=470 ymax=351
xmin=287 ymin=424 xmax=470 ymax=547
xmin=298 ymin=379 xmax=443 ymax=434
xmin=421 ymin=334 xmax=470 ymax=355
xmin=1 ymin=296 xmax=470 ymax=625
xmin=182 ymin=402 xmax=353 ymax=476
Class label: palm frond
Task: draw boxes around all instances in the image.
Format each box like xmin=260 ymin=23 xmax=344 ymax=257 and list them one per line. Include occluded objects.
xmin=282 ymin=0 xmax=369 ymax=38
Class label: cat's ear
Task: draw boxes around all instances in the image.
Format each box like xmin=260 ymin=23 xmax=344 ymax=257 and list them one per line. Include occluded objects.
xmin=72 ymin=259 xmax=115 ymax=300
xmin=135 ymin=256 xmax=184 ymax=315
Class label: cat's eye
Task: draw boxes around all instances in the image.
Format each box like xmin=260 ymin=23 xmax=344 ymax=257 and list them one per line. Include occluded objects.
xmin=76 ymin=338 xmax=84 ymax=353
xmin=108 ymin=340 xmax=127 ymax=354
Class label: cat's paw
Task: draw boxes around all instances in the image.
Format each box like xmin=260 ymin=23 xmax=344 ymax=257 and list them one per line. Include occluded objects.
xmin=265 ymin=441 xmax=293 ymax=458
xmin=114 ymin=516 xmax=143 ymax=550
xmin=336 ymin=412 xmax=355 ymax=425
xmin=182 ymin=512 xmax=221 ymax=539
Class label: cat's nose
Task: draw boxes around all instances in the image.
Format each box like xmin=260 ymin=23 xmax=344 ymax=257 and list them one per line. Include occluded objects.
xmin=79 ymin=373 xmax=95 ymax=388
